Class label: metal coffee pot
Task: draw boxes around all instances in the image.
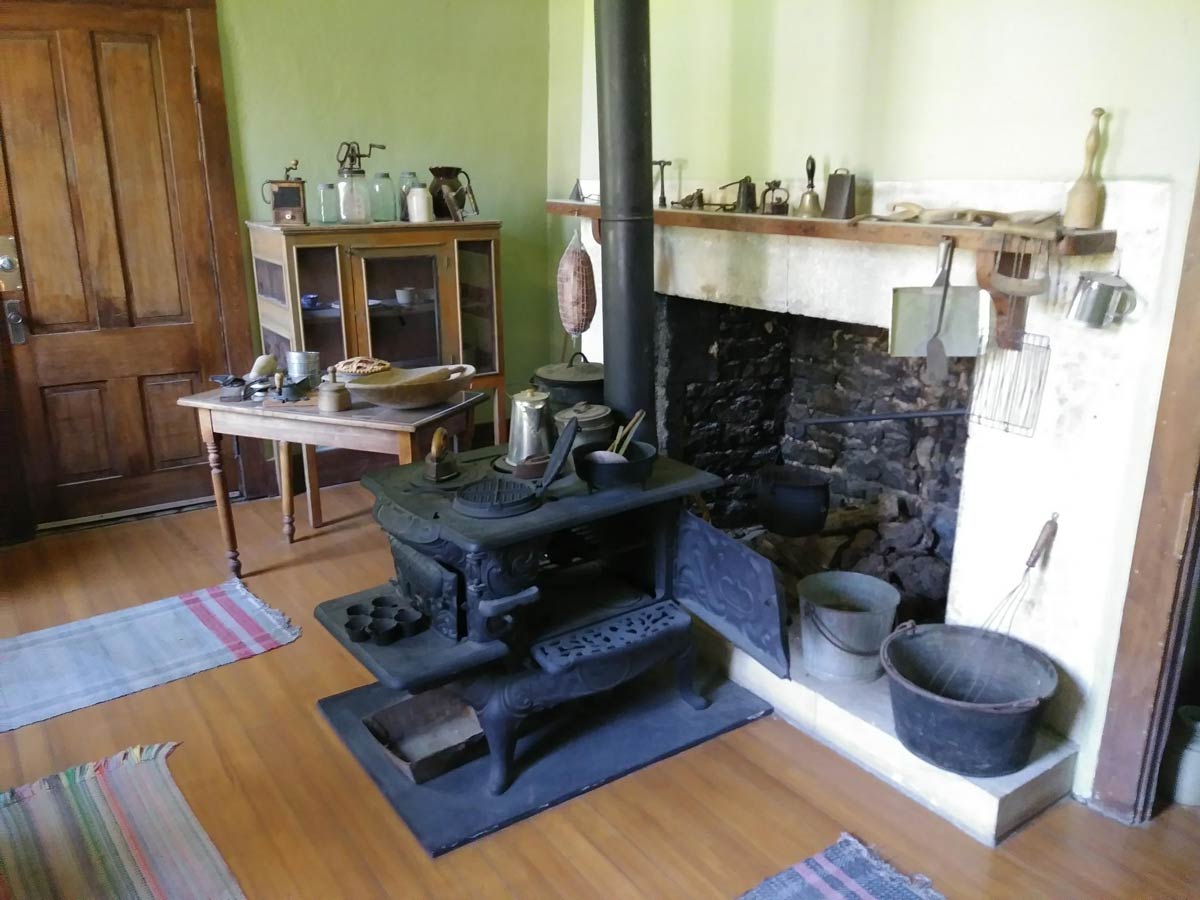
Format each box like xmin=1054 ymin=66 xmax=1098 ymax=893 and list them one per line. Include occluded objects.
xmin=1068 ymin=271 xmax=1137 ymax=328
xmin=506 ymin=388 xmax=553 ymax=467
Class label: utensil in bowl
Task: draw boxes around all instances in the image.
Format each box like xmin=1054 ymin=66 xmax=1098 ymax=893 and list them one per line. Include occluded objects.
xmin=573 ymin=440 xmax=657 ymax=491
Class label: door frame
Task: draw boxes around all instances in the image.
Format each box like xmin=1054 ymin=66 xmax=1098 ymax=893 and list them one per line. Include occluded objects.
xmin=0 ymin=0 xmax=267 ymax=539
xmin=1091 ymin=167 xmax=1200 ymax=822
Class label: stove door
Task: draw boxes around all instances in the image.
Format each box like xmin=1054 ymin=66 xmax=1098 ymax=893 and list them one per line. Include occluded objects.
xmin=673 ymin=511 xmax=789 ymax=677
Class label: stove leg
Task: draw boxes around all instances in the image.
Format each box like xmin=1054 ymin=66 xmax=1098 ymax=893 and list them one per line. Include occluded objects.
xmin=675 ymin=642 xmax=710 ymax=710
xmin=478 ymin=702 xmax=519 ymax=795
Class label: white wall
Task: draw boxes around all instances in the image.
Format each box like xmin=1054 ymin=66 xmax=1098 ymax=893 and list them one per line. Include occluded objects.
xmin=549 ymin=0 xmax=1200 ymax=797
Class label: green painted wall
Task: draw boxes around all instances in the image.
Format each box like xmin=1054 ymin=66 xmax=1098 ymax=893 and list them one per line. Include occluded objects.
xmin=216 ymin=0 xmax=551 ymax=399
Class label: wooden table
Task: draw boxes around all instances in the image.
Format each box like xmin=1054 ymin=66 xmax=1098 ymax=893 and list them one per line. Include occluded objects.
xmin=178 ymin=389 xmax=486 ymax=577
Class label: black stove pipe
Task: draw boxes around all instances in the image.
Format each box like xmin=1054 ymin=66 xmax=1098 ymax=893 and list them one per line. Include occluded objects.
xmin=594 ymin=0 xmax=656 ymax=443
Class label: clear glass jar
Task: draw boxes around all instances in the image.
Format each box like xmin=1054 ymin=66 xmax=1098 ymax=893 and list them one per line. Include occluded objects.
xmin=397 ymin=171 xmax=420 ymax=222
xmin=370 ymin=172 xmax=397 ymax=222
xmin=336 ymin=168 xmax=371 ymax=224
xmin=316 ymin=183 xmax=339 ymax=224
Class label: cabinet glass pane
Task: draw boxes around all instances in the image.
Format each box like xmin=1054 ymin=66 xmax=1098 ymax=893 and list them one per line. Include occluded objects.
xmin=458 ymin=240 xmax=497 ymax=375
xmin=363 ymin=253 xmax=442 ymax=368
xmin=297 ymin=246 xmax=347 ymax=371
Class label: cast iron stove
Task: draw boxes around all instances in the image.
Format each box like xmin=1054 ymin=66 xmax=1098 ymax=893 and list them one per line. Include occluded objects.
xmin=314 ymin=444 xmax=790 ymax=854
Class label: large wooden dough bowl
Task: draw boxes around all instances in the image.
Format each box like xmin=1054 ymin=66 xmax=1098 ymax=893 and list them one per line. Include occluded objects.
xmin=344 ymin=364 xmax=476 ymax=410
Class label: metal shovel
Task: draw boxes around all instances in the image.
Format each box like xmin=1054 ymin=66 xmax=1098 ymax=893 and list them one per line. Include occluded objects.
xmin=889 ymin=236 xmax=981 ymax=374
xmin=925 ymin=238 xmax=953 ymax=382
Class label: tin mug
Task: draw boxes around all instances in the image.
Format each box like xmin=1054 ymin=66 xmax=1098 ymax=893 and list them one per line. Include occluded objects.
xmin=1068 ymin=271 xmax=1137 ymax=328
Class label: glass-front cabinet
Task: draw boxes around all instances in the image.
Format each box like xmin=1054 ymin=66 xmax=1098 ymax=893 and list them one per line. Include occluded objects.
xmin=247 ymin=220 xmax=506 ymax=441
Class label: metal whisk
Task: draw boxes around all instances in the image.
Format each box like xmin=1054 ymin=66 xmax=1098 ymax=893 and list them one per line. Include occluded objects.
xmin=929 ymin=513 xmax=1059 ymax=701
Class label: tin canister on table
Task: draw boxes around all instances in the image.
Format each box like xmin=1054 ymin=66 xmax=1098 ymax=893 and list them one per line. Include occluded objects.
xmin=553 ymin=401 xmax=615 ymax=452
xmin=287 ymin=350 xmax=321 ymax=382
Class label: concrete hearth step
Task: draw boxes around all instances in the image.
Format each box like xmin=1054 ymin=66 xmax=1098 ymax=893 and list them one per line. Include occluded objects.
xmin=713 ymin=640 xmax=1078 ymax=846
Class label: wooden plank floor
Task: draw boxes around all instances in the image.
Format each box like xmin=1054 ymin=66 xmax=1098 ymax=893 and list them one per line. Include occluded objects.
xmin=2 ymin=483 xmax=1198 ymax=898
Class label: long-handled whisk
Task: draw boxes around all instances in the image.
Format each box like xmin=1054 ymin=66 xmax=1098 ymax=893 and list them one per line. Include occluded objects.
xmin=928 ymin=513 xmax=1059 ymax=701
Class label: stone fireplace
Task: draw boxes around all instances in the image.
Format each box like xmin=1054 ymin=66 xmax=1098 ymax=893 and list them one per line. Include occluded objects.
xmin=657 ymin=294 xmax=971 ymax=624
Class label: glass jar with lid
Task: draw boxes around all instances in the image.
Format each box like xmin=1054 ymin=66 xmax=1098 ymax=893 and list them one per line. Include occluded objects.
xmin=370 ymin=172 xmax=397 ymax=222
xmin=316 ymin=183 xmax=339 ymax=224
xmin=336 ymin=167 xmax=370 ymax=224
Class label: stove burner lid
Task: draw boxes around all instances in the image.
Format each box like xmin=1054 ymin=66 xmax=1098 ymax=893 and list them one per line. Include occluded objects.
xmin=452 ymin=475 xmax=540 ymax=519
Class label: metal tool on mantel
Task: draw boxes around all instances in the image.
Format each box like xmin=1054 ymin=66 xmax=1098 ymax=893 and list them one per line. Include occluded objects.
xmin=889 ymin=236 xmax=983 ymax=379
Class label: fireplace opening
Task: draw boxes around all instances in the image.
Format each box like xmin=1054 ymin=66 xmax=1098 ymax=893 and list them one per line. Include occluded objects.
xmin=657 ymin=294 xmax=973 ymax=625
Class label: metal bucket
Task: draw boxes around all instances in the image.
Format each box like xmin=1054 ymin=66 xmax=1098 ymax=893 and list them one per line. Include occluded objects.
xmin=880 ymin=623 xmax=1058 ymax=777
xmin=798 ymin=572 xmax=900 ymax=682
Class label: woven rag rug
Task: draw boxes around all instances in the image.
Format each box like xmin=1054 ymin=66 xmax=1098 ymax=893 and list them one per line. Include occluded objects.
xmin=740 ymin=833 xmax=944 ymax=900
xmin=0 ymin=743 xmax=243 ymax=899
xmin=0 ymin=580 xmax=298 ymax=732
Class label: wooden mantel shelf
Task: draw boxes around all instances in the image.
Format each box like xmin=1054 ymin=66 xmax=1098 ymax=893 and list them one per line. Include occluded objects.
xmin=546 ymin=199 xmax=1116 ymax=256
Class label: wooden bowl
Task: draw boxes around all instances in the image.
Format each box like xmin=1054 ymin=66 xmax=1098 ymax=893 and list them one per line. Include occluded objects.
xmin=344 ymin=365 xmax=475 ymax=410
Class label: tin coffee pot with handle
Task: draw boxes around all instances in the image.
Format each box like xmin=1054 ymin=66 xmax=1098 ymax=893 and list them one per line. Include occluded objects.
xmin=506 ymin=388 xmax=554 ymax=468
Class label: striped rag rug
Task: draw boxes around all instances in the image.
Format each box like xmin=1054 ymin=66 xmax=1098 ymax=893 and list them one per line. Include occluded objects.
xmin=0 ymin=743 xmax=243 ymax=899
xmin=740 ymin=834 xmax=944 ymax=900
xmin=0 ymin=580 xmax=299 ymax=732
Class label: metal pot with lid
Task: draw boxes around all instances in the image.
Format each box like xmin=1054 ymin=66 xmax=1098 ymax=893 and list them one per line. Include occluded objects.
xmin=532 ymin=352 xmax=605 ymax=412
xmin=553 ymin=401 xmax=615 ymax=452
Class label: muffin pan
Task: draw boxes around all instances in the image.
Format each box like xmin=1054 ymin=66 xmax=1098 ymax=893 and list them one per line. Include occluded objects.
xmin=344 ymin=596 xmax=427 ymax=646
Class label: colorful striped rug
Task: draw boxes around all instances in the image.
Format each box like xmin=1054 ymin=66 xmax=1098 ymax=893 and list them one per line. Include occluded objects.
xmin=740 ymin=833 xmax=944 ymax=900
xmin=0 ymin=743 xmax=243 ymax=899
xmin=0 ymin=581 xmax=299 ymax=732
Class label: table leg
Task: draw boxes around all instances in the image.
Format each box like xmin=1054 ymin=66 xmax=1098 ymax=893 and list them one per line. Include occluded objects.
xmin=301 ymin=444 xmax=323 ymax=529
xmin=397 ymin=433 xmax=415 ymax=466
xmin=278 ymin=440 xmax=295 ymax=543
xmin=200 ymin=413 xmax=241 ymax=578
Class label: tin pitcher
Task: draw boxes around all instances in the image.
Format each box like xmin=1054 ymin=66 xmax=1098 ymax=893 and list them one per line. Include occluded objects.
xmin=506 ymin=388 xmax=553 ymax=467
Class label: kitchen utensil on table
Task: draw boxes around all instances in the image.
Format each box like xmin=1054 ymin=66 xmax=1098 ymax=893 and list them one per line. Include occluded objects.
xmin=269 ymin=371 xmax=309 ymax=403
xmin=532 ymin=352 xmax=605 ymax=412
xmin=424 ymin=426 xmax=459 ymax=482
xmin=968 ymin=332 xmax=1051 ymax=437
xmin=452 ymin=418 xmax=577 ymax=519
xmin=335 ymin=141 xmax=384 ymax=224
xmin=796 ymin=156 xmax=822 ymax=217
xmin=1068 ymin=271 xmax=1137 ymax=327
xmin=317 ymin=367 xmax=352 ymax=413
xmin=760 ymin=180 xmax=790 ymax=215
xmin=572 ymin=440 xmax=658 ymax=491
xmin=1064 ymin=107 xmax=1105 ymax=229
xmin=756 ymin=465 xmax=831 ymax=537
xmin=343 ymin=364 xmax=474 ymax=410
xmin=429 ymin=166 xmax=479 ymax=219
xmin=823 ymin=168 xmax=856 ymax=219
xmin=556 ymin=234 xmax=597 ymax=337
xmin=889 ymin=237 xmax=983 ymax=362
xmin=719 ymin=176 xmax=757 ymax=213
xmin=506 ymin=388 xmax=554 ymax=467
xmin=926 ymin=513 xmax=1059 ymax=703
xmin=287 ymin=350 xmax=321 ymax=382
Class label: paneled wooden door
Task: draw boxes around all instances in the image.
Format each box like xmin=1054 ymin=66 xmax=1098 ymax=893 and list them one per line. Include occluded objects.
xmin=0 ymin=3 xmax=243 ymax=523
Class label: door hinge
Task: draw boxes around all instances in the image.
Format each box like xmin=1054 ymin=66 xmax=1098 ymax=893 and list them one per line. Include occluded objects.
xmin=191 ymin=65 xmax=200 ymax=103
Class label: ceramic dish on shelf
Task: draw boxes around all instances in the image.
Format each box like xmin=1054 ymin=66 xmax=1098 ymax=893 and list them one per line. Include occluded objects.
xmin=344 ymin=364 xmax=475 ymax=410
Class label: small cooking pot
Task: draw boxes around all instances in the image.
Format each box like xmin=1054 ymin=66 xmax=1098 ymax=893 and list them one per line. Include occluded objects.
xmin=1068 ymin=271 xmax=1137 ymax=328
xmin=756 ymin=465 xmax=831 ymax=537
xmin=532 ymin=352 xmax=605 ymax=412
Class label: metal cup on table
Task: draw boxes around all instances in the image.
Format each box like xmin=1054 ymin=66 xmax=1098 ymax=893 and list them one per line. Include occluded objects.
xmin=286 ymin=350 xmax=321 ymax=384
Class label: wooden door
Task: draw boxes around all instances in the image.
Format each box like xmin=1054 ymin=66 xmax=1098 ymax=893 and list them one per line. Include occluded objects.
xmin=0 ymin=4 xmax=233 ymax=523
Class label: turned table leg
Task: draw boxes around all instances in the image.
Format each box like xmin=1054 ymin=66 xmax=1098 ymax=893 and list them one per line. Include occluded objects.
xmin=200 ymin=415 xmax=241 ymax=578
xmin=278 ymin=440 xmax=295 ymax=543
xmin=301 ymin=443 xmax=323 ymax=529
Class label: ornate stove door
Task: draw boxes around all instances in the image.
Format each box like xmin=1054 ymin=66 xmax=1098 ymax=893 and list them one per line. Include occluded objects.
xmin=673 ymin=511 xmax=790 ymax=677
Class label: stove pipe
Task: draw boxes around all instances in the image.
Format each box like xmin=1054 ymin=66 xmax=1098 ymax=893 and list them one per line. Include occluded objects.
xmin=594 ymin=0 xmax=656 ymax=442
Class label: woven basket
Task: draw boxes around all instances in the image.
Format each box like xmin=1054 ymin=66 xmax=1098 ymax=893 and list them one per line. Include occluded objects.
xmin=556 ymin=232 xmax=596 ymax=336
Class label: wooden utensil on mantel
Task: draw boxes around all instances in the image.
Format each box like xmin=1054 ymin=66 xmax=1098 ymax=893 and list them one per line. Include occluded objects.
xmin=1064 ymin=107 xmax=1106 ymax=229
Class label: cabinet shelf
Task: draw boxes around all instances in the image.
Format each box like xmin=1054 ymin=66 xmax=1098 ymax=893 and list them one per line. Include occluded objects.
xmin=545 ymin=199 xmax=1116 ymax=256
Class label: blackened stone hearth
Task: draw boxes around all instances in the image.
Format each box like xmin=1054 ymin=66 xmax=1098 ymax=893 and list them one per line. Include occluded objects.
xmin=657 ymin=295 xmax=972 ymax=623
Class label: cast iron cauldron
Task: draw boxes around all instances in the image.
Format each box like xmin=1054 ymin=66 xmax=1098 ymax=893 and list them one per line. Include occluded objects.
xmin=532 ymin=352 xmax=605 ymax=412
xmin=756 ymin=465 xmax=830 ymax=537
xmin=880 ymin=622 xmax=1058 ymax=777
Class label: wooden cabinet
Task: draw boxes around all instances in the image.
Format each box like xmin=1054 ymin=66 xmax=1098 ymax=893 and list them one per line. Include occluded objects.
xmin=247 ymin=221 xmax=506 ymax=438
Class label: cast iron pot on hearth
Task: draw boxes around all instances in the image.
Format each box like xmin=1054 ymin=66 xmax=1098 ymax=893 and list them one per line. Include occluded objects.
xmin=756 ymin=465 xmax=831 ymax=537
xmin=532 ymin=352 xmax=605 ymax=413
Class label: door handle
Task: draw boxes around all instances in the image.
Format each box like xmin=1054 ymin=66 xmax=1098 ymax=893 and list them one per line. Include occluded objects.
xmin=4 ymin=298 xmax=27 ymax=345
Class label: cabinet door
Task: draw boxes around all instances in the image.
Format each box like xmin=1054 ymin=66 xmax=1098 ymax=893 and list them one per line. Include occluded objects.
xmin=294 ymin=244 xmax=350 ymax=372
xmin=350 ymin=244 xmax=459 ymax=368
xmin=456 ymin=238 xmax=500 ymax=375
